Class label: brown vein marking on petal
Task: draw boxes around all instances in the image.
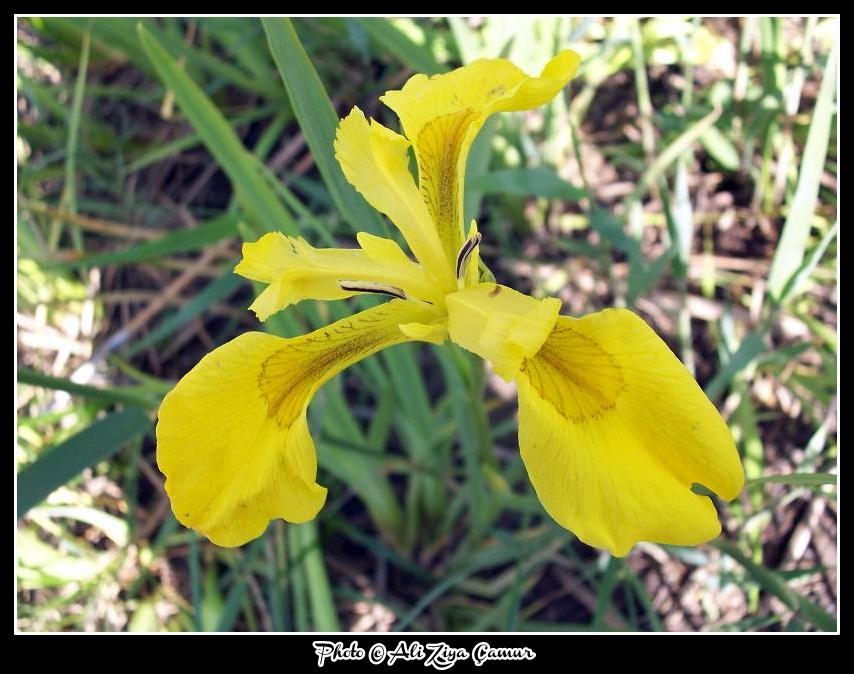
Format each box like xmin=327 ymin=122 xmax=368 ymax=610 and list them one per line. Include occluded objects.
xmin=520 ymin=322 xmax=625 ymax=424
xmin=257 ymin=311 xmax=404 ymax=429
xmin=416 ymin=108 xmax=480 ymax=260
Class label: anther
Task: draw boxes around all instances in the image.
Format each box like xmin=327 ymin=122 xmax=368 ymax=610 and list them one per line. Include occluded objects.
xmin=455 ymin=232 xmax=482 ymax=280
xmin=338 ymin=280 xmax=407 ymax=300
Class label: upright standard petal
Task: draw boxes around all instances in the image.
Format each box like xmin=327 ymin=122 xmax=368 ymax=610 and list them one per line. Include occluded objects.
xmin=334 ymin=108 xmax=454 ymax=288
xmin=515 ymin=309 xmax=744 ymax=557
xmin=156 ymin=300 xmax=436 ymax=547
xmin=381 ymin=50 xmax=580 ymax=265
xmin=234 ymin=231 xmax=442 ymax=321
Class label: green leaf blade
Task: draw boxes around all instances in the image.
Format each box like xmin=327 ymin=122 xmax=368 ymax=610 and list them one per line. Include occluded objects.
xmin=261 ymin=18 xmax=386 ymax=235
xmin=136 ymin=23 xmax=294 ymax=235
xmin=18 ymin=408 xmax=152 ymax=515
xmin=768 ymin=34 xmax=838 ymax=299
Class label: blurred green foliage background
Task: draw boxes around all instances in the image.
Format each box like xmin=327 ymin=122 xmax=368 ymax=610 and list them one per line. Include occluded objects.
xmin=16 ymin=16 xmax=837 ymax=632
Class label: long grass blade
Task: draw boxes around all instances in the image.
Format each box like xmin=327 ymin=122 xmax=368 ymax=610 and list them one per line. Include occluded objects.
xmin=137 ymin=23 xmax=295 ymax=235
xmin=356 ymin=18 xmax=445 ymax=75
xmin=748 ymin=473 xmax=836 ymax=487
xmin=126 ymin=270 xmax=243 ymax=357
xmin=17 ymin=408 xmax=151 ymax=515
xmin=260 ymin=18 xmax=386 ymax=235
xmin=46 ymin=214 xmax=239 ymax=269
xmin=767 ymin=34 xmax=838 ymax=299
xmin=714 ymin=540 xmax=836 ymax=631
xmin=17 ymin=369 xmax=157 ymax=408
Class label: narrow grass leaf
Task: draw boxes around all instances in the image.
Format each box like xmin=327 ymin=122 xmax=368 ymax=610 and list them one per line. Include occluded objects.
xmin=700 ymin=125 xmax=740 ymax=171
xmin=704 ymin=331 xmax=766 ymax=401
xmin=39 ymin=17 xmax=156 ymax=78
xmin=17 ymin=408 xmax=151 ymax=514
xmin=327 ymin=516 xmax=432 ymax=583
xmin=149 ymin=22 xmax=281 ymax=100
xmin=634 ymin=106 xmax=722 ymax=200
xmin=137 ymin=24 xmax=295 ymax=234
xmin=291 ymin=522 xmax=340 ymax=631
xmin=214 ymin=538 xmax=266 ymax=631
xmin=287 ymin=524 xmax=310 ymax=632
xmin=713 ymin=540 xmax=836 ymax=631
xmin=356 ymin=18 xmax=446 ymax=75
xmin=314 ymin=386 xmax=404 ymax=540
xmin=768 ymin=35 xmax=838 ymax=298
xmin=125 ymin=106 xmax=274 ymax=173
xmin=49 ymin=214 xmax=239 ymax=269
xmin=48 ymin=25 xmax=91 ymax=251
xmin=17 ymin=368 xmax=157 ymax=408
xmin=437 ymin=348 xmax=493 ymax=542
xmin=126 ymin=270 xmax=243 ymax=357
xmin=592 ymin=556 xmax=622 ymax=630
xmin=670 ymin=158 xmax=694 ymax=266
xmin=778 ymin=220 xmax=838 ymax=304
xmin=468 ymin=167 xmax=587 ymax=202
xmin=261 ymin=18 xmax=386 ymax=235
xmin=748 ymin=473 xmax=836 ymax=487
xmin=188 ymin=535 xmax=204 ymax=631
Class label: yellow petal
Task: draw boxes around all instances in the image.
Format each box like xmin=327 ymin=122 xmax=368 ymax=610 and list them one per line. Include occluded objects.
xmin=356 ymin=231 xmax=413 ymax=268
xmin=155 ymin=332 xmax=325 ymax=547
xmin=156 ymin=300 xmax=436 ymax=546
xmin=515 ymin=309 xmax=745 ymax=557
xmin=234 ymin=231 xmax=442 ymax=321
xmin=334 ymin=108 xmax=453 ymax=288
xmin=381 ymin=50 xmax=580 ymax=266
xmin=445 ymin=283 xmax=561 ymax=381
xmin=229 ymin=228 xmax=292 ymax=282
xmin=399 ymin=320 xmax=448 ymax=344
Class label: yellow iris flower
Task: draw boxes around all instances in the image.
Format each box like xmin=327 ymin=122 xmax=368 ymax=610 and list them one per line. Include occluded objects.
xmin=156 ymin=50 xmax=744 ymax=557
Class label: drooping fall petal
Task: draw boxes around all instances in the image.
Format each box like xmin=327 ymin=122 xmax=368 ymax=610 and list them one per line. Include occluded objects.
xmin=156 ymin=300 xmax=436 ymax=547
xmin=381 ymin=50 xmax=580 ymax=266
xmin=515 ymin=309 xmax=744 ymax=556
